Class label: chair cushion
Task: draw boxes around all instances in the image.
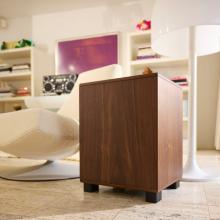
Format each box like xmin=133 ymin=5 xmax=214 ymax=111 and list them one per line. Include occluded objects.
xmin=0 ymin=108 xmax=79 ymax=160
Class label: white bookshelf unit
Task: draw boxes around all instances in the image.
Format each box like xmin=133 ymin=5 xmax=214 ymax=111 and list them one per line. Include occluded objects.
xmin=126 ymin=30 xmax=189 ymax=139
xmin=0 ymin=47 xmax=49 ymax=113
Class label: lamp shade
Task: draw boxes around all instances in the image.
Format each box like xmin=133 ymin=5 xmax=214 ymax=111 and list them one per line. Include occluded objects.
xmin=151 ymin=0 xmax=220 ymax=58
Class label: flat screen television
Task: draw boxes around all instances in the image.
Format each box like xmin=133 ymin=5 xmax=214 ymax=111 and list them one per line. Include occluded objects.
xmin=56 ymin=33 xmax=119 ymax=75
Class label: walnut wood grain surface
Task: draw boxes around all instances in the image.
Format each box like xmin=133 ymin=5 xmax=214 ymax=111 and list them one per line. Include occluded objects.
xmin=80 ymin=74 xmax=182 ymax=193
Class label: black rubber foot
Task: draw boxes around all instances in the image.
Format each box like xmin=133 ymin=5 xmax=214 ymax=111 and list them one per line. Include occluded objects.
xmin=166 ymin=181 xmax=180 ymax=189
xmin=84 ymin=183 xmax=99 ymax=192
xmin=145 ymin=191 xmax=162 ymax=203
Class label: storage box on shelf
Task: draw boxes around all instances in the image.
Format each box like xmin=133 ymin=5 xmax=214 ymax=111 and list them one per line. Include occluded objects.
xmin=126 ymin=30 xmax=189 ymax=141
xmin=0 ymin=47 xmax=49 ymax=113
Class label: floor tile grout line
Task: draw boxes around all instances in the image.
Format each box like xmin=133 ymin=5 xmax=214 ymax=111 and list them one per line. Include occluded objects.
xmin=112 ymin=206 xmax=126 ymax=220
xmin=112 ymin=209 xmax=122 ymax=220
xmin=207 ymin=205 xmax=212 ymax=220
xmin=111 ymin=199 xmax=136 ymax=220
xmin=202 ymin=182 xmax=212 ymax=219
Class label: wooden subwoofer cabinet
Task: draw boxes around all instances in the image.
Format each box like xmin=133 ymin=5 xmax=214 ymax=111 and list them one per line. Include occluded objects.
xmin=80 ymin=73 xmax=182 ymax=203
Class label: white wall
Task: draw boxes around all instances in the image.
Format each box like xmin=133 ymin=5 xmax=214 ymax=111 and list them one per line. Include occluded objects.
xmin=32 ymin=0 xmax=155 ymax=73
xmin=197 ymin=53 xmax=220 ymax=149
xmin=0 ymin=16 xmax=32 ymax=42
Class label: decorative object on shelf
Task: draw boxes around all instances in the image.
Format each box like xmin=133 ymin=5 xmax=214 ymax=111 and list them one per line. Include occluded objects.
xmin=136 ymin=20 xmax=151 ymax=31
xmin=1 ymin=41 xmax=17 ymax=50
xmin=0 ymin=81 xmax=16 ymax=97
xmin=0 ymin=39 xmax=34 ymax=50
xmin=142 ymin=66 xmax=153 ymax=75
xmin=16 ymin=87 xmax=30 ymax=96
xmin=43 ymin=74 xmax=78 ymax=95
xmin=13 ymin=104 xmax=22 ymax=111
xmin=152 ymin=0 xmax=220 ymax=181
xmin=16 ymin=39 xmax=33 ymax=48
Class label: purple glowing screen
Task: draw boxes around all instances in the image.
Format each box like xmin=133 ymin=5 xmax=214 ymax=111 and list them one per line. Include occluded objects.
xmin=57 ymin=34 xmax=118 ymax=75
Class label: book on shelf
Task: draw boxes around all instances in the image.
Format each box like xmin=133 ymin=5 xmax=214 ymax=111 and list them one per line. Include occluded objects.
xmin=137 ymin=46 xmax=159 ymax=60
xmin=12 ymin=63 xmax=31 ymax=74
xmin=170 ymin=75 xmax=187 ymax=82
xmin=0 ymin=63 xmax=31 ymax=75
xmin=0 ymin=92 xmax=15 ymax=98
xmin=0 ymin=70 xmax=11 ymax=75
xmin=0 ymin=63 xmax=12 ymax=72
xmin=0 ymin=89 xmax=12 ymax=93
xmin=0 ymin=67 xmax=12 ymax=74
xmin=178 ymin=82 xmax=188 ymax=87
xmin=137 ymin=55 xmax=159 ymax=60
xmin=170 ymin=75 xmax=188 ymax=87
xmin=12 ymin=63 xmax=30 ymax=70
xmin=11 ymin=69 xmax=31 ymax=74
xmin=0 ymin=82 xmax=12 ymax=90
xmin=12 ymin=67 xmax=30 ymax=71
xmin=0 ymin=82 xmax=16 ymax=95
xmin=0 ymin=64 xmax=11 ymax=69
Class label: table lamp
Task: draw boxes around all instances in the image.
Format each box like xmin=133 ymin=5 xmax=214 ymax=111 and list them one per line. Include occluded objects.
xmin=151 ymin=0 xmax=220 ymax=181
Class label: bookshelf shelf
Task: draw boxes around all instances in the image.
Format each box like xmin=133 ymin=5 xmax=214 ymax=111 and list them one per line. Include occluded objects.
xmin=129 ymin=30 xmax=151 ymax=37
xmin=130 ymin=57 xmax=187 ymax=68
xmin=0 ymin=96 xmax=30 ymax=103
xmin=0 ymin=72 xmax=31 ymax=81
xmin=0 ymin=47 xmax=50 ymax=113
xmin=126 ymin=30 xmax=189 ymax=140
xmin=0 ymin=47 xmax=31 ymax=60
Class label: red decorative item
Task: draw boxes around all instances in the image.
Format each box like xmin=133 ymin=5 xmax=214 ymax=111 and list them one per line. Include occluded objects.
xmin=136 ymin=20 xmax=151 ymax=31
xmin=16 ymin=87 xmax=30 ymax=96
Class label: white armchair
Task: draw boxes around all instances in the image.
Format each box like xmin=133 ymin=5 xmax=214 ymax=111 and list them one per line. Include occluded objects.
xmin=0 ymin=64 xmax=123 ymax=180
xmin=25 ymin=94 xmax=69 ymax=111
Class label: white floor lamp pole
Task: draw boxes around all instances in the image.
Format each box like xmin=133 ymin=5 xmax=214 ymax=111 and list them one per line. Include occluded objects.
xmin=151 ymin=0 xmax=220 ymax=182
xmin=182 ymin=27 xmax=205 ymax=180
xmin=182 ymin=27 xmax=219 ymax=181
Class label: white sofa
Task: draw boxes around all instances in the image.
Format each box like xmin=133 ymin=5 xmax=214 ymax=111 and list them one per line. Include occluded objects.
xmin=0 ymin=64 xmax=123 ymax=180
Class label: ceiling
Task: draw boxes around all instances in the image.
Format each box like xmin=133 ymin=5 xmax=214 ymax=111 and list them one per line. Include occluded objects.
xmin=0 ymin=0 xmax=138 ymax=19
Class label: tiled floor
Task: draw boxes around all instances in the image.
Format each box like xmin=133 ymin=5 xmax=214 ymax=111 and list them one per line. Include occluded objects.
xmin=0 ymin=151 xmax=220 ymax=220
